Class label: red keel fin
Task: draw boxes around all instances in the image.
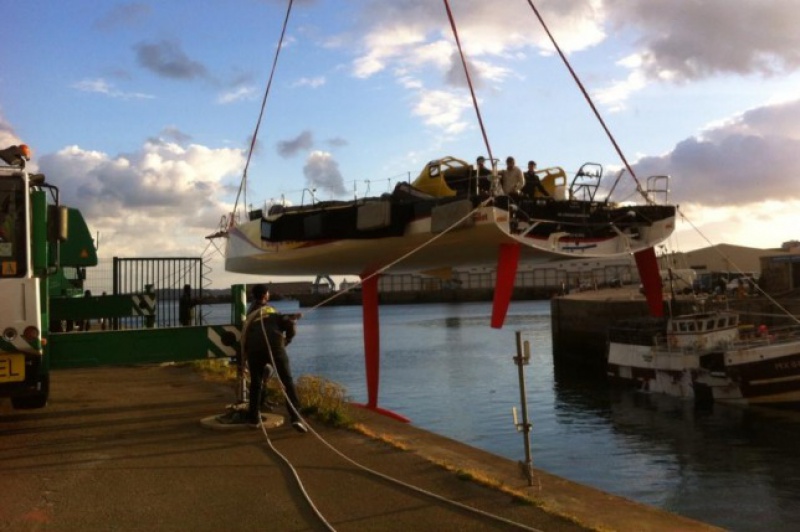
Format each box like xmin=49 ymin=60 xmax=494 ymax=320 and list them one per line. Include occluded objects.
xmin=634 ymin=247 xmax=664 ymax=317
xmin=491 ymin=243 xmax=520 ymax=329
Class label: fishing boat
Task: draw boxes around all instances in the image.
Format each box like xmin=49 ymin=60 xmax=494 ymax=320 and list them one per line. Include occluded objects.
xmin=607 ymin=310 xmax=800 ymax=408
xmin=222 ymin=156 xmax=676 ymax=277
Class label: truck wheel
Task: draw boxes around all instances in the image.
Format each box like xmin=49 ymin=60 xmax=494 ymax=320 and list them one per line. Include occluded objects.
xmin=11 ymin=375 xmax=50 ymax=410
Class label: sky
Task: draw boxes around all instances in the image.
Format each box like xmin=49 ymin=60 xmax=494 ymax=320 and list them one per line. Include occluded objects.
xmin=2 ymin=0 xmax=799 ymax=289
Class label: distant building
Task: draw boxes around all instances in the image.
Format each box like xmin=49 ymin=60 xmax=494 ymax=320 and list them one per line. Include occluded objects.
xmin=680 ymin=244 xmax=766 ymax=277
xmin=759 ymin=247 xmax=800 ymax=293
xmin=377 ymin=255 xmax=639 ymax=293
xmin=283 ymin=242 xmax=798 ymax=298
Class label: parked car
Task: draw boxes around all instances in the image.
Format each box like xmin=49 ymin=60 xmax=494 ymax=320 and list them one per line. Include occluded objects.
xmin=727 ymin=277 xmax=756 ymax=294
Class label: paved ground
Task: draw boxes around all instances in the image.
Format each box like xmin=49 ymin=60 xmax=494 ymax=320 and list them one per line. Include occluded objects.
xmin=0 ymin=365 xmax=722 ymax=531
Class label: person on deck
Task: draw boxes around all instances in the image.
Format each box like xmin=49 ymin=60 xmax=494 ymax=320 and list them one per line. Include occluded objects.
xmin=243 ymin=284 xmax=307 ymax=433
xmin=499 ymin=156 xmax=525 ymax=196
xmin=474 ymin=156 xmax=493 ymax=195
xmin=523 ymin=160 xmax=550 ymax=198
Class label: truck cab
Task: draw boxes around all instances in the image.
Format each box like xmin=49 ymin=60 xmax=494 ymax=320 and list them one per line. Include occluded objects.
xmin=0 ymin=145 xmax=74 ymax=408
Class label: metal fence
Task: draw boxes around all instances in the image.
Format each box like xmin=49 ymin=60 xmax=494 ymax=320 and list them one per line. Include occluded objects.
xmin=84 ymin=257 xmax=205 ymax=328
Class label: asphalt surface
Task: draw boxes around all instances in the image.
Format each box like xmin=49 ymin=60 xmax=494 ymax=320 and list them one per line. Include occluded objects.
xmin=0 ymin=365 xmax=721 ymax=531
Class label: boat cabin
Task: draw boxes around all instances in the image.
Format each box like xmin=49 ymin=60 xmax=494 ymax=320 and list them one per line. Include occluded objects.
xmin=411 ymin=157 xmax=473 ymax=197
xmin=666 ymin=312 xmax=739 ymax=351
xmin=410 ymin=156 xmax=568 ymax=199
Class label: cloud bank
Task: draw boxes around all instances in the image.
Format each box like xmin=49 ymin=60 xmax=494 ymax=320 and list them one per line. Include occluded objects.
xmin=35 ymin=137 xmax=244 ymax=257
xmin=632 ymin=98 xmax=800 ymax=206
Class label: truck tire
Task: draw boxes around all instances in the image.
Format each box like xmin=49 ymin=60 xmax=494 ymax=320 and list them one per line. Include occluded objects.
xmin=11 ymin=375 xmax=50 ymax=410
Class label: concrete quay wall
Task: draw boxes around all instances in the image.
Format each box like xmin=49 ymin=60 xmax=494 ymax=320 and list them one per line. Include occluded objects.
xmin=295 ymin=286 xmax=556 ymax=307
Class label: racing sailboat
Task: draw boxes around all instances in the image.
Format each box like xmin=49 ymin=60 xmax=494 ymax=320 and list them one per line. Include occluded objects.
xmin=213 ymin=0 xmax=676 ymax=421
xmin=224 ymin=156 xmax=676 ymax=278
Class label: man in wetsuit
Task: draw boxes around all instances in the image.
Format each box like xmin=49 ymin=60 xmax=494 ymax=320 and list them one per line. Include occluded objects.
xmin=243 ymin=284 xmax=307 ymax=433
xmin=474 ymin=156 xmax=492 ymax=195
xmin=523 ymin=160 xmax=550 ymax=198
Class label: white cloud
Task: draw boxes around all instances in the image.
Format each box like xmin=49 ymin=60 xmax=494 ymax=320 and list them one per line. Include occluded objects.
xmin=353 ymin=24 xmax=426 ymax=78
xmin=0 ymin=111 xmax=23 ymax=148
xmin=36 ymin=140 xmax=245 ymax=258
xmin=674 ymin=201 xmax=800 ymax=252
xmin=72 ymin=78 xmax=154 ymax=100
xmin=291 ymin=76 xmax=327 ymax=89
xmin=593 ymin=53 xmax=646 ymax=111
xmin=217 ymin=86 xmax=256 ymax=104
xmin=628 ymin=97 xmax=800 ymax=252
xmin=595 ymin=0 xmax=800 ymax=107
xmin=412 ymin=90 xmax=471 ymax=135
xmin=346 ymin=0 xmax=607 ymax=134
xmin=605 ymin=0 xmax=800 ymax=82
xmin=632 ymin=98 xmax=800 ymax=206
xmin=352 ymin=1 xmax=607 ymax=77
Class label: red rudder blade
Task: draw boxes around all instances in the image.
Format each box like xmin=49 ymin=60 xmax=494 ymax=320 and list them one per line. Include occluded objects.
xmin=634 ymin=247 xmax=664 ymax=317
xmin=491 ymin=243 xmax=520 ymax=328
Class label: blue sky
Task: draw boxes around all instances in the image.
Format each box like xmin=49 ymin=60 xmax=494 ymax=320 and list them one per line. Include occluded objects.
xmin=2 ymin=0 xmax=800 ymax=287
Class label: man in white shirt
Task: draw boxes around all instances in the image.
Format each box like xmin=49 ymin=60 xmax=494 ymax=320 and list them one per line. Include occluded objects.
xmin=500 ymin=156 xmax=525 ymax=195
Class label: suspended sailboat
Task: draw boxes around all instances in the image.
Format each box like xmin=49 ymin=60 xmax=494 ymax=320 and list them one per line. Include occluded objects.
xmin=224 ymin=156 xmax=676 ymax=278
xmin=213 ymin=0 xmax=676 ymax=421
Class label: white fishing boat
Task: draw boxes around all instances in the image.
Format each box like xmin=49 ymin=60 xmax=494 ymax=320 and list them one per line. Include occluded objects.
xmin=607 ymin=310 xmax=800 ymax=408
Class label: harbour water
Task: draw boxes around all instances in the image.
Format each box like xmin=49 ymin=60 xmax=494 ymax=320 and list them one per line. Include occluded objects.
xmin=205 ymin=300 xmax=800 ymax=531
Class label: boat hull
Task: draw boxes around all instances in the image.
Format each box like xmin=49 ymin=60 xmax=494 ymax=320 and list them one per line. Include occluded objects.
xmin=225 ymin=201 xmax=676 ymax=276
xmin=727 ymin=345 xmax=800 ymax=407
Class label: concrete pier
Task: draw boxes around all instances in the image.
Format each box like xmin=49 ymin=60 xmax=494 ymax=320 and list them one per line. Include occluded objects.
xmin=0 ymin=364 xmax=720 ymax=531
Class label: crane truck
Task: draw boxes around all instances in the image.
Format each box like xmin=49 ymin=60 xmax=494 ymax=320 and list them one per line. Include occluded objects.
xmin=0 ymin=144 xmax=243 ymax=411
xmin=0 ymin=144 xmax=87 ymax=408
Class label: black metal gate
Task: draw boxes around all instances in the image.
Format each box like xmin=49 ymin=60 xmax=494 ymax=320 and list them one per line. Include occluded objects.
xmin=113 ymin=257 xmax=204 ymax=328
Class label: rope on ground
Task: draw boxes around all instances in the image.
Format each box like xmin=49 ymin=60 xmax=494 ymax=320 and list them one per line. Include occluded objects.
xmin=296 ymin=417 xmax=545 ymax=532
xmin=251 ymin=297 xmax=542 ymax=532
xmin=256 ymin=422 xmax=336 ymax=531
xmin=250 ymin=314 xmax=337 ymax=531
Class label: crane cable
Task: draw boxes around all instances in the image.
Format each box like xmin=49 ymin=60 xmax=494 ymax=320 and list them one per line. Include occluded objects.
xmin=443 ymin=0 xmax=494 ymax=165
xmin=524 ymin=0 xmax=650 ymax=203
xmin=232 ymin=0 xmax=295 ymax=222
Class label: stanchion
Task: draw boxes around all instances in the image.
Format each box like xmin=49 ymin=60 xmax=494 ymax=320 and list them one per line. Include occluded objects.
xmin=511 ymin=330 xmax=534 ymax=486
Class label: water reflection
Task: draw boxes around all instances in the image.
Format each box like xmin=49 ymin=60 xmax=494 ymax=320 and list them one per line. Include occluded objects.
xmin=550 ymin=368 xmax=800 ymax=530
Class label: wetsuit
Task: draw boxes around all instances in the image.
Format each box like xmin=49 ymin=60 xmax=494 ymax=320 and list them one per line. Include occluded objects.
xmin=243 ymin=304 xmax=301 ymax=424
